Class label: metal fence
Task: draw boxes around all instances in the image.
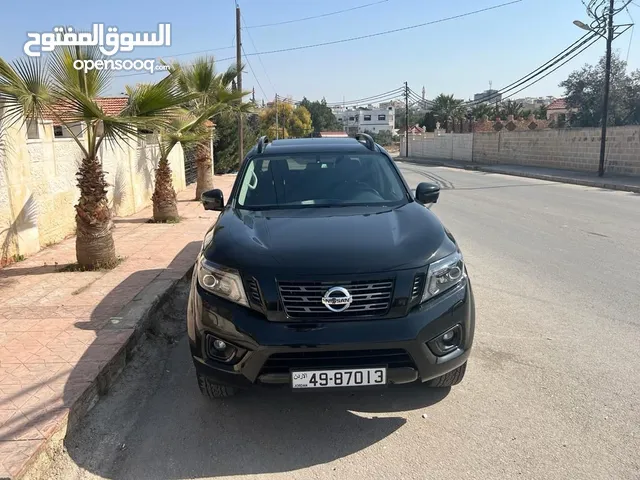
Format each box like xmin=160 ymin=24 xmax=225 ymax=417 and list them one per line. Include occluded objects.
xmin=184 ymin=149 xmax=197 ymax=185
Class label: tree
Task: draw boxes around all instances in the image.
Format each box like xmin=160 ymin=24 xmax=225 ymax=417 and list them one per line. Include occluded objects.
xmin=521 ymin=109 xmax=533 ymax=119
xmin=560 ymin=52 xmax=640 ymax=127
xmin=288 ymin=105 xmax=313 ymax=138
xmin=299 ymin=97 xmax=341 ymax=133
xmin=0 ymin=48 xmax=188 ymax=268
xmin=431 ymin=94 xmax=465 ymax=132
xmin=212 ymin=110 xmax=259 ymax=174
xmin=151 ymin=108 xmax=215 ymax=222
xmin=259 ymin=101 xmax=312 ymax=138
xmin=419 ymin=111 xmax=438 ymax=132
xmin=167 ymin=56 xmax=252 ymax=199
xmin=395 ymin=108 xmax=424 ymax=131
xmin=502 ymin=99 xmax=524 ymax=117
xmin=535 ymin=105 xmax=548 ymax=120
xmin=470 ymin=103 xmax=493 ymax=120
xmin=364 ymin=129 xmax=395 ymax=146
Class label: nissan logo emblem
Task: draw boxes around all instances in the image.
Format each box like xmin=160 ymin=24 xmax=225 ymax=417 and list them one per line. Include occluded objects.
xmin=321 ymin=286 xmax=353 ymax=313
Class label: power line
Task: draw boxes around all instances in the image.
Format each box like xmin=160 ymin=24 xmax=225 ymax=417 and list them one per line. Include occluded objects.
xmin=241 ymin=43 xmax=267 ymax=100
xmin=407 ymin=88 xmax=433 ymax=105
xmin=113 ymin=1 xmax=522 ymax=79
xmin=167 ymin=45 xmax=236 ymax=58
xmin=496 ymin=35 xmax=601 ymax=102
xmin=327 ymin=94 xmax=405 ymax=108
xmin=241 ymin=12 xmax=276 ymax=95
xmin=625 ymin=6 xmax=635 ymax=62
xmin=220 ymin=1 xmax=522 ymax=62
xmin=463 ymin=32 xmax=600 ymax=106
xmin=324 ymin=87 xmax=405 ymax=106
xmin=244 ymin=0 xmax=389 ymax=29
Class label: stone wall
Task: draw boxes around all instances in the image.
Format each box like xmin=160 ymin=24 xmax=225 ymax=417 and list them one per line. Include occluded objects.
xmin=473 ymin=126 xmax=640 ymax=175
xmin=0 ymin=118 xmax=186 ymax=263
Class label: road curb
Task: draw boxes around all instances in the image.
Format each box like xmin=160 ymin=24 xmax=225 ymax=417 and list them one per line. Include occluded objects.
xmin=396 ymin=158 xmax=640 ymax=194
xmin=15 ymin=267 xmax=195 ymax=480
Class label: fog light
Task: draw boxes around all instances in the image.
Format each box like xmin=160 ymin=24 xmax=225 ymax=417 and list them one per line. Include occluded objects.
xmin=427 ymin=324 xmax=463 ymax=357
xmin=442 ymin=331 xmax=455 ymax=342
xmin=213 ymin=339 xmax=227 ymax=351
xmin=205 ymin=334 xmax=246 ymax=363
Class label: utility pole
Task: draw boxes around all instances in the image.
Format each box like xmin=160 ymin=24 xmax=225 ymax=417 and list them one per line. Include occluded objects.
xmin=404 ymin=81 xmax=409 ymax=158
xmin=275 ymin=94 xmax=279 ymax=140
xmin=598 ymin=0 xmax=615 ymax=177
xmin=236 ymin=4 xmax=243 ymax=163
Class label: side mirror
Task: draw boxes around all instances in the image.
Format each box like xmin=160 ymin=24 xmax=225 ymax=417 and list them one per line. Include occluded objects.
xmin=201 ymin=189 xmax=224 ymax=211
xmin=416 ymin=182 xmax=440 ymax=204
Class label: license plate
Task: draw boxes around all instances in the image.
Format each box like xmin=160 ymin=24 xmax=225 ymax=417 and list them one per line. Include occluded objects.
xmin=291 ymin=368 xmax=387 ymax=389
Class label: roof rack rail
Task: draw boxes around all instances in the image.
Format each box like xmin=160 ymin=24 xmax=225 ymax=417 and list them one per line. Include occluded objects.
xmin=354 ymin=133 xmax=376 ymax=151
xmin=257 ymin=135 xmax=270 ymax=154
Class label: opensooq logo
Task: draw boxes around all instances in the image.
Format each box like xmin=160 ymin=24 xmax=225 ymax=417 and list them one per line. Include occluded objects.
xmin=23 ymin=23 xmax=172 ymax=57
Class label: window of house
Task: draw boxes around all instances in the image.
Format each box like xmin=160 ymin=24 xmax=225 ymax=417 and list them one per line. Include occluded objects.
xmin=364 ymin=115 xmax=371 ymax=121
xmin=378 ymin=114 xmax=386 ymax=121
xmin=349 ymin=116 xmax=355 ymax=121
xmin=53 ymin=126 xmax=64 ymax=138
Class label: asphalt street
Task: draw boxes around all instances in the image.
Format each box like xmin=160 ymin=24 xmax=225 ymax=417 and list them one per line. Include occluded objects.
xmin=43 ymin=164 xmax=640 ymax=480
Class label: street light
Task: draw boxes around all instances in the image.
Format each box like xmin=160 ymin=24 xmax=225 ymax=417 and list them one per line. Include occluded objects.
xmin=573 ymin=0 xmax=615 ymax=177
xmin=573 ymin=20 xmax=593 ymax=31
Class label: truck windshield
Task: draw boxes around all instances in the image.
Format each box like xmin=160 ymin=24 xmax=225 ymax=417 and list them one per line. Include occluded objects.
xmin=236 ymin=153 xmax=408 ymax=209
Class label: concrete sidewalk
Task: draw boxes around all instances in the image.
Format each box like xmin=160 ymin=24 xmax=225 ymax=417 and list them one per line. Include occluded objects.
xmin=0 ymin=175 xmax=235 ymax=480
xmin=397 ymin=157 xmax=640 ymax=194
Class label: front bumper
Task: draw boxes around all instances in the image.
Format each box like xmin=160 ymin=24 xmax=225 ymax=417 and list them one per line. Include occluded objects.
xmin=187 ymin=275 xmax=475 ymax=389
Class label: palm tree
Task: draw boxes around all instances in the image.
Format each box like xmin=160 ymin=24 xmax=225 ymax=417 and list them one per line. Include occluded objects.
xmin=166 ymin=56 xmax=251 ymax=200
xmin=431 ymin=94 xmax=465 ymax=132
xmin=150 ymin=109 xmax=219 ymax=222
xmin=0 ymin=46 xmax=189 ymax=268
xmin=535 ymin=105 xmax=548 ymax=120
xmin=470 ymin=103 xmax=494 ymax=120
xmin=502 ymin=99 xmax=524 ymax=118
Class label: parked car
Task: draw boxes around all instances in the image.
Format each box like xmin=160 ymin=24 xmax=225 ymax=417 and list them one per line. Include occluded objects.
xmin=187 ymin=133 xmax=475 ymax=398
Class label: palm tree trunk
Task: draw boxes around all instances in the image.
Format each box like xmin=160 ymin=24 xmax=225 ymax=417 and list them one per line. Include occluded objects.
xmin=152 ymin=157 xmax=179 ymax=222
xmin=195 ymin=140 xmax=214 ymax=200
xmin=75 ymin=155 xmax=117 ymax=268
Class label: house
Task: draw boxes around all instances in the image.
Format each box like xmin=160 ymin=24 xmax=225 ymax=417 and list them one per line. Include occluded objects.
xmin=31 ymin=96 xmax=130 ymax=139
xmin=546 ymin=98 xmax=575 ymax=123
xmin=335 ymin=106 xmax=395 ymax=134
xmin=406 ymin=124 xmax=425 ymax=134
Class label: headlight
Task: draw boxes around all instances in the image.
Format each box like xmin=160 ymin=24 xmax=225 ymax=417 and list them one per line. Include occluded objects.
xmin=197 ymin=258 xmax=249 ymax=307
xmin=421 ymin=251 xmax=466 ymax=303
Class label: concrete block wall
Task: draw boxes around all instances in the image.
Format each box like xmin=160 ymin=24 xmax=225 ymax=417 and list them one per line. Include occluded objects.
xmin=0 ymin=118 xmax=186 ymax=263
xmin=472 ymin=126 xmax=640 ymax=175
xmin=402 ymin=133 xmax=473 ymax=162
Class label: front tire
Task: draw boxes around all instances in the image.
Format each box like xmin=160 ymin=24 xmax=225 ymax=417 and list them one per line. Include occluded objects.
xmin=426 ymin=362 xmax=467 ymax=387
xmin=197 ymin=373 xmax=237 ymax=398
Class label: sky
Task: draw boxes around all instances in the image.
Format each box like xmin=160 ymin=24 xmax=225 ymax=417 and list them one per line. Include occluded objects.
xmin=1 ymin=0 xmax=638 ymax=105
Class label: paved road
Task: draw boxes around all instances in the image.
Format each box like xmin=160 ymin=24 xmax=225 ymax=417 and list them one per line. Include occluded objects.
xmin=44 ymin=164 xmax=640 ymax=480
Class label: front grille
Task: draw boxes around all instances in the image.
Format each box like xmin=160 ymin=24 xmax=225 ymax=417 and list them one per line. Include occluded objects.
xmin=278 ymin=279 xmax=394 ymax=318
xmin=246 ymin=277 xmax=262 ymax=304
xmin=260 ymin=349 xmax=415 ymax=375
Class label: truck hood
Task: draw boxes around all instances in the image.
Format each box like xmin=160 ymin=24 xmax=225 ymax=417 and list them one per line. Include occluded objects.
xmin=202 ymin=203 xmax=454 ymax=275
